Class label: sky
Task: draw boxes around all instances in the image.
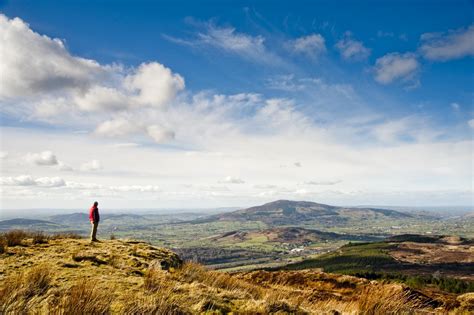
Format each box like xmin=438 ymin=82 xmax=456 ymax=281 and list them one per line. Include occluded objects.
xmin=0 ymin=0 xmax=473 ymax=209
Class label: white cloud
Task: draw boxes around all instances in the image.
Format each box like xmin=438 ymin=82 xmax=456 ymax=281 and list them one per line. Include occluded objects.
xmin=1 ymin=175 xmax=65 ymax=187
xmin=80 ymin=160 xmax=102 ymax=171
xmin=33 ymin=97 xmax=72 ymax=118
xmin=373 ymin=52 xmax=419 ymax=84
xmin=290 ymin=34 xmax=326 ymax=59
xmin=146 ymin=125 xmax=175 ymax=143
xmin=57 ymin=161 xmax=73 ymax=171
xmin=265 ymin=74 xmax=306 ymax=92
xmin=165 ymin=23 xmax=279 ymax=64
xmin=450 ymin=102 xmax=460 ymax=111
xmin=0 ymin=14 xmax=185 ymax=143
xmin=110 ymin=143 xmax=140 ymax=148
xmin=219 ymin=176 xmax=245 ymax=184
xmin=371 ymin=116 xmax=442 ymax=144
xmin=335 ymin=33 xmax=370 ymax=61
xmin=0 ymin=151 xmax=8 ymax=159
xmin=66 ymin=181 xmax=103 ymax=190
xmin=95 ymin=118 xmax=141 ymax=137
xmin=35 ymin=177 xmax=66 ymax=187
xmin=468 ymin=119 xmax=474 ymax=129
xmin=74 ymin=86 xmax=130 ymax=112
xmin=253 ymin=184 xmax=278 ymax=189
xmin=0 ymin=14 xmax=472 ymax=208
xmin=0 ymin=15 xmax=108 ymax=100
xmin=25 ymin=150 xmax=58 ymax=165
xmin=420 ymin=25 xmax=474 ymax=61
xmin=124 ymin=62 xmax=185 ymax=107
xmin=303 ymin=180 xmax=341 ymax=186
xmin=110 ymin=185 xmax=161 ymax=192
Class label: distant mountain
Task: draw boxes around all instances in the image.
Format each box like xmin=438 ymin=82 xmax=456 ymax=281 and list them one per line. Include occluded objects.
xmin=201 ymin=200 xmax=411 ymax=225
xmin=0 ymin=218 xmax=63 ymax=230
xmin=49 ymin=213 xmax=89 ymax=225
xmin=209 ymin=227 xmax=371 ymax=245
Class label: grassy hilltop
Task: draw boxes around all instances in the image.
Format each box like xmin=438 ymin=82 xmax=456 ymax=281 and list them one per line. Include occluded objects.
xmin=1 ymin=231 xmax=473 ymax=314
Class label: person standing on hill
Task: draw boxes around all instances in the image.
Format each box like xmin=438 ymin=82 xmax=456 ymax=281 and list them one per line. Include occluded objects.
xmin=89 ymin=201 xmax=100 ymax=242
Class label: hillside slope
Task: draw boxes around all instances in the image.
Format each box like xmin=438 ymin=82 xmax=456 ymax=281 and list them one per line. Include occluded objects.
xmin=280 ymin=234 xmax=474 ymax=289
xmin=203 ymin=200 xmax=411 ymax=225
xmin=0 ymin=233 xmax=471 ymax=314
xmin=0 ymin=218 xmax=63 ymax=231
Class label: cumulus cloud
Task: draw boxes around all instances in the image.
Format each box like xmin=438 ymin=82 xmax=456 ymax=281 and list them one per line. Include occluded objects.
xmin=1 ymin=175 xmax=65 ymax=187
xmin=0 ymin=15 xmax=105 ymax=99
xmin=124 ymin=62 xmax=185 ymax=107
xmin=219 ymin=176 xmax=245 ymax=184
xmin=146 ymin=125 xmax=175 ymax=143
xmin=25 ymin=150 xmax=58 ymax=165
xmin=420 ymin=25 xmax=474 ymax=61
xmin=80 ymin=160 xmax=102 ymax=171
xmin=373 ymin=52 xmax=419 ymax=84
xmin=74 ymin=86 xmax=129 ymax=112
xmin=0 ymin=14 xmax=185 ymax=143
xmin=95 ymin=118 xmax=141 ymax=137
xmin=289 ymin=34 xmax=326 ymax=59
xmin=335 ymin=33 xmax=371 ymax=61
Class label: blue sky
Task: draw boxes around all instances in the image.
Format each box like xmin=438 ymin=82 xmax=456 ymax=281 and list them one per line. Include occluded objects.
xmin=0 ymin=0 xmax=473 ymax=208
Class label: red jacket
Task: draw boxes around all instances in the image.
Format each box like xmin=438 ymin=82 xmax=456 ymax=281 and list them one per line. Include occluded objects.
xmin=89 ymin=205 xmax=100 ymax=223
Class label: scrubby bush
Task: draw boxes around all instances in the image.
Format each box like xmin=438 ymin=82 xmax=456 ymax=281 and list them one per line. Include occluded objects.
xmin=32 ymin=231 xmax=49 ymax=244
xmin=3 ymin=230 xmax=28 ymax=246
xmin=0 ymin=236 xmax=6 ymax=254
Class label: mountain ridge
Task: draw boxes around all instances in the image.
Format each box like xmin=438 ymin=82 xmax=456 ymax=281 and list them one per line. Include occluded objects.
xmin=200 ymin=199 xmax=411 ymax=225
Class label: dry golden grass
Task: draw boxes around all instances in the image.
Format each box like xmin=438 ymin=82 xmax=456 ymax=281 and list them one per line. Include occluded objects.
xmin=0 ymin=233 xmax=469 ymax=314
xmin=50 ymin=278 xmax=114 ymax=315
xmin=0 ymin=264 xmax=51 ymax=313
xmin=0 ymin=229 xmax=82 ymax=249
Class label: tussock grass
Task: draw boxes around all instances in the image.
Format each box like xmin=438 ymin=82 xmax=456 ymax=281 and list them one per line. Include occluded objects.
xmin=173 ymin=262 xmax=263 ymax=299
xmin=122 ymin=288 xmax=190 ymax=315
xmin=0 ymin=264 xmax=51 ymax=313
xmin=1 ymin=238 xmax=458 ymax=314
xmin=51 ymin=279 xmax=114 ymax=315
xmin=357 ymin=284 xmax=440 ymax=314
xmin=0 ymin=229 xmax=83 ymax=248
